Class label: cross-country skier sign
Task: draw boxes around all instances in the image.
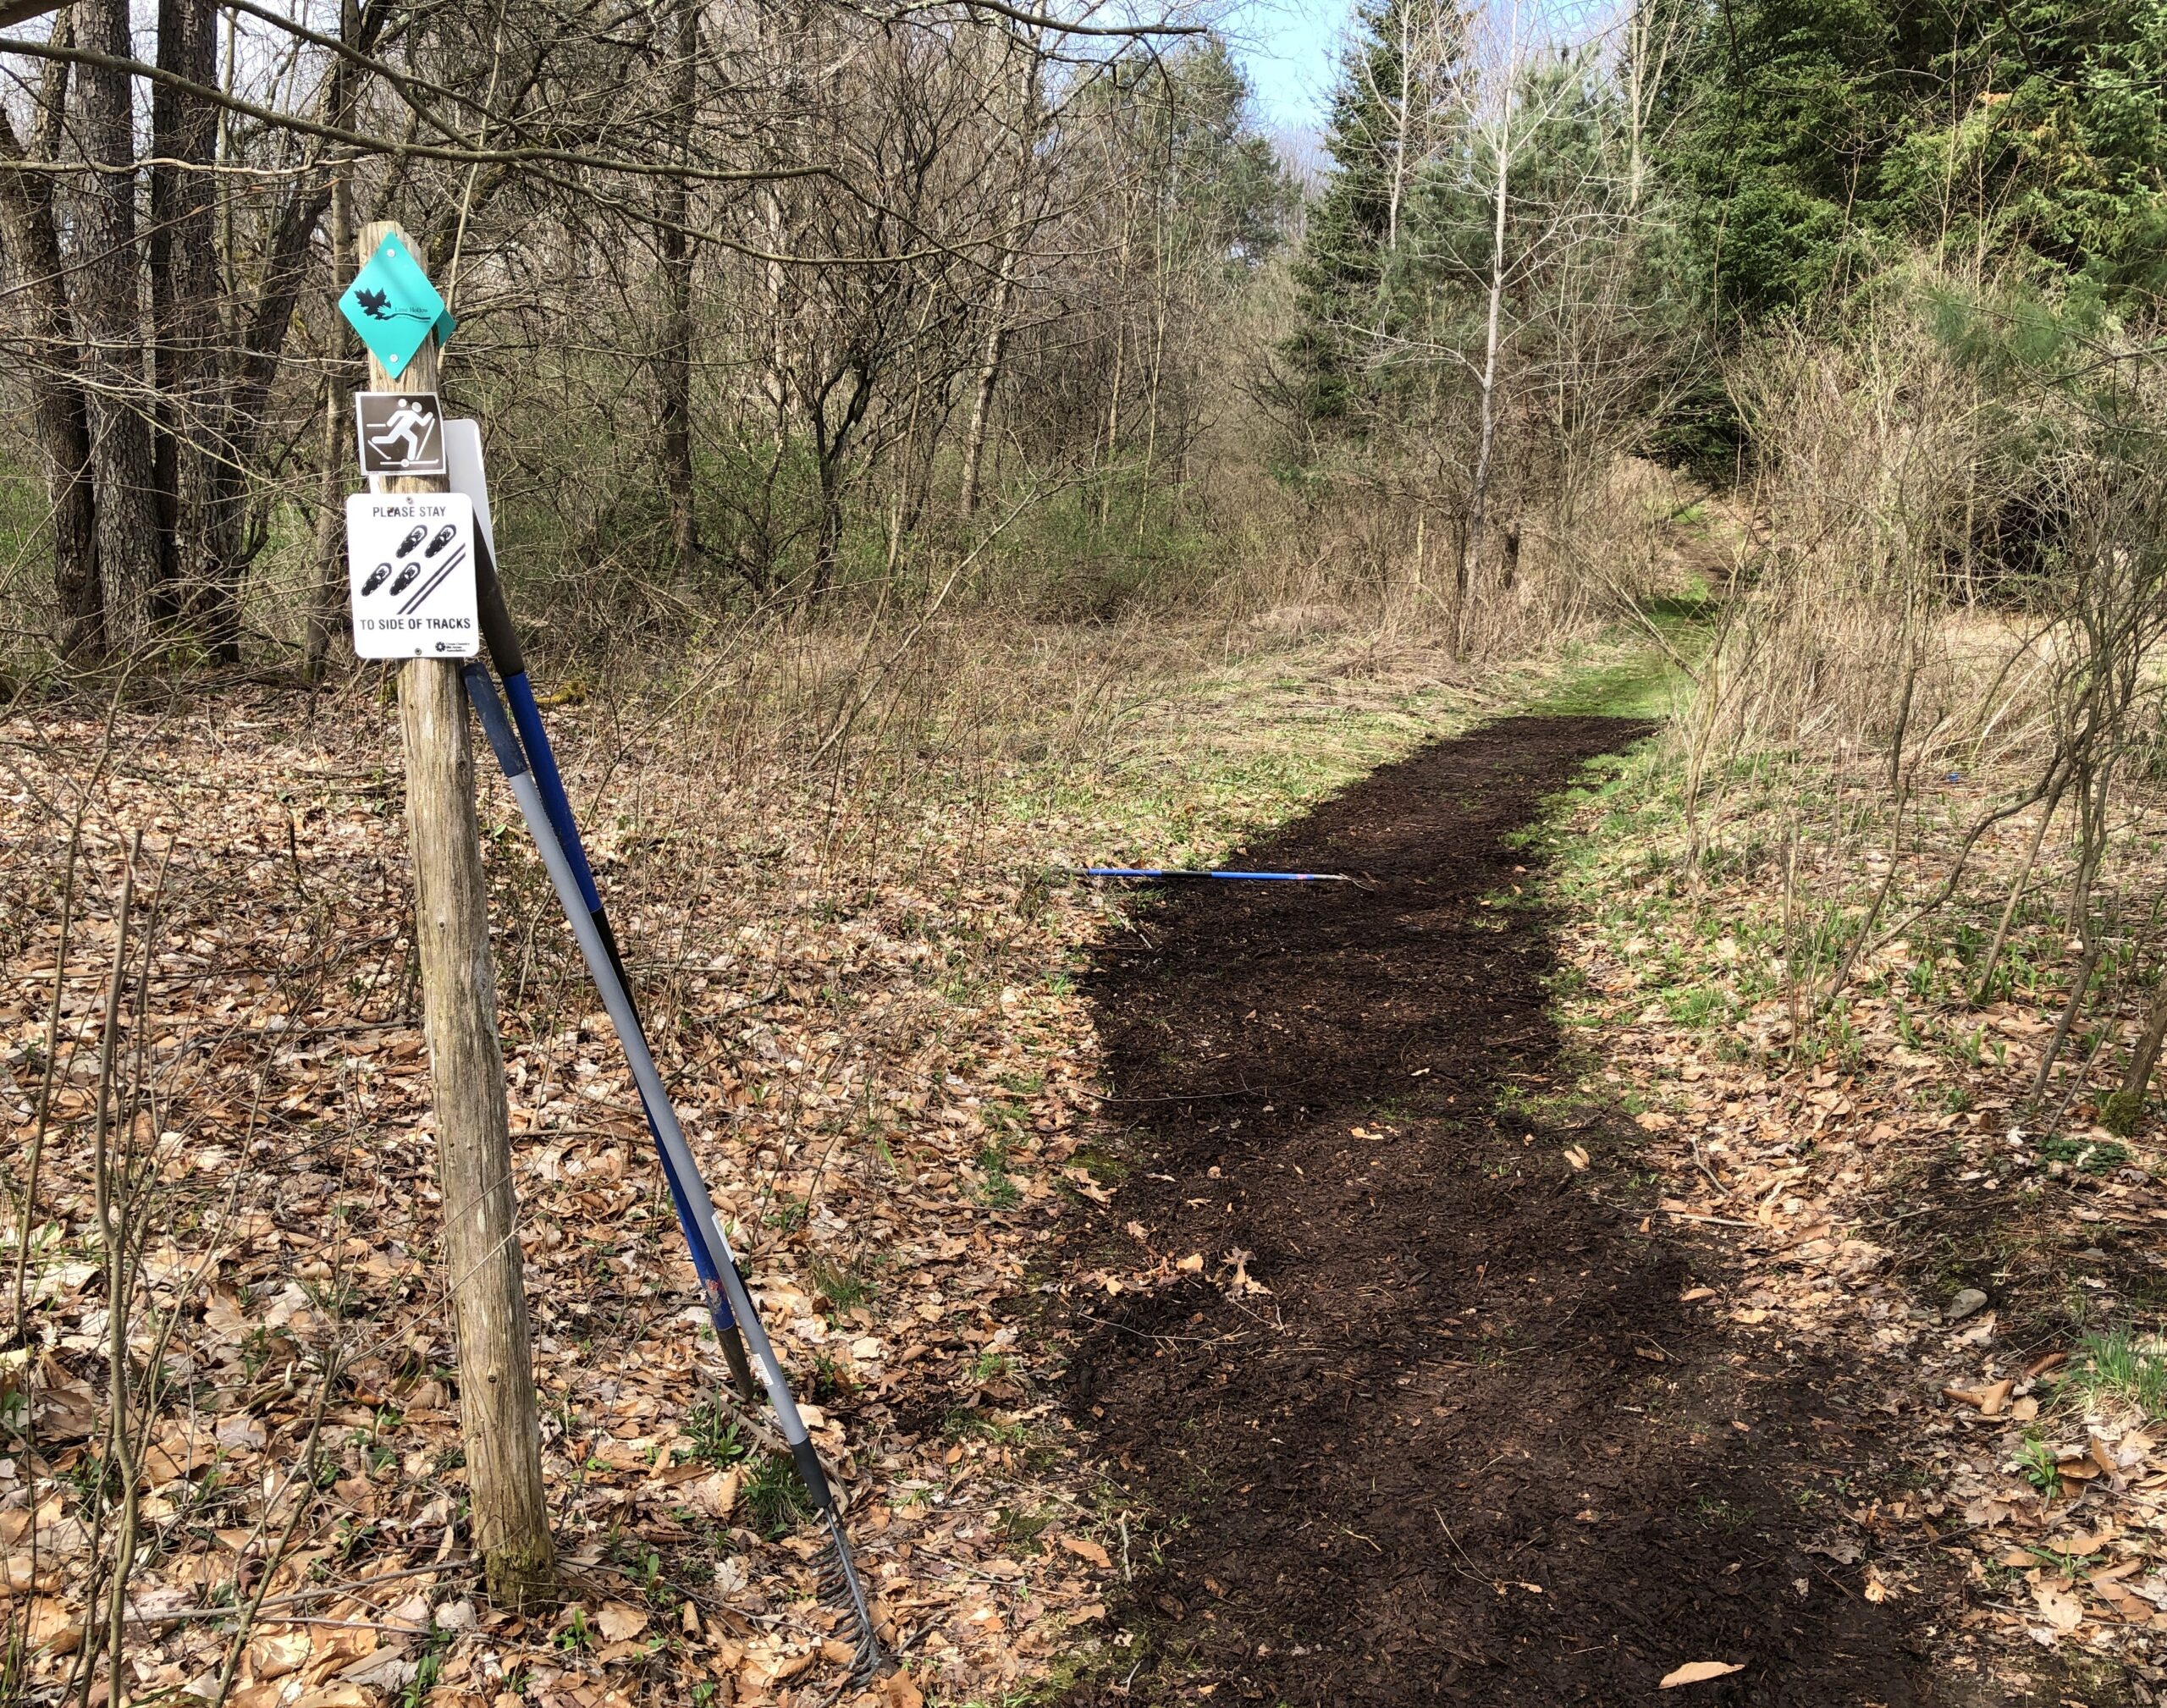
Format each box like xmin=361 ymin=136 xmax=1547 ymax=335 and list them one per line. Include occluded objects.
xmin=356 ymin=391 xmax=446 ymax=477
xmin=346 ymin=493 xmax=479 ymax=658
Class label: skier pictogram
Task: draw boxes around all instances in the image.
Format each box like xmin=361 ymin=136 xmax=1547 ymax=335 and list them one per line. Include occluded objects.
xmin=369 ymin=399 xmax=437 ymax=464
xmin=354 ymin=392 xmax=448 ymax=477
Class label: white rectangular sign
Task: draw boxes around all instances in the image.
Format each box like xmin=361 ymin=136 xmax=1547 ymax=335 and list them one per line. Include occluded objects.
xmin=443 ymin=420 xmax=498 ymax=563
xmin=345 ymin=492 xmax=479 ymax=658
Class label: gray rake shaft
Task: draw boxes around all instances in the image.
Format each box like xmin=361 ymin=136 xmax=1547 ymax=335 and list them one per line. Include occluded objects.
xmin=461 ymin=665 xmax=887 ymax=1684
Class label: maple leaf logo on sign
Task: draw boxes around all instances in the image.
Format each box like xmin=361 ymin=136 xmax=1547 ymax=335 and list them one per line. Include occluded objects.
xmin=351 ymin=286 xmax=430 ymax=324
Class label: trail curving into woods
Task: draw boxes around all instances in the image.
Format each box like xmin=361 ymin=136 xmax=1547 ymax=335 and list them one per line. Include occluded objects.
xmin=1059 ymin=716 xmax=1938 ymax=1706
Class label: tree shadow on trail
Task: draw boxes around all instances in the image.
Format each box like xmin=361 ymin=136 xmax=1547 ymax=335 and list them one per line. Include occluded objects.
xmin=1056 ymin=716 xmax=1966 ymax=1708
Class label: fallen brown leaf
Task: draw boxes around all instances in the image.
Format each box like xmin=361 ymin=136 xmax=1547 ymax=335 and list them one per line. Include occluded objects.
xmin=594 ymin=1603 xmax=649 ymax=1643
xmin=2034 ymin=1584 xmax=2083 ymax=1633
xmin=1659 ymin=1660 xmax=1744 ymax=1688
xmin=1060 ymin=1534 xmax=1111 ymax=1569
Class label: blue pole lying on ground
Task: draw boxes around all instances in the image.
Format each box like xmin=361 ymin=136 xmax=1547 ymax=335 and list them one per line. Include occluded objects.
xmin=1078 ymin=867 xmax=1354 ymax=883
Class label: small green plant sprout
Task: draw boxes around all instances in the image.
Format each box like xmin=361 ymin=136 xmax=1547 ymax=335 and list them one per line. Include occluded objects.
xmin=554 ymin=1606 xmax=593 ymax=1652
xmin=810 ymin=1253 xmax=875 ymax=1314
xmin=2039 ymin=1133 xmax=2131 ymax=1175
xmin=682 ymin=1397 xmax=747 ymax=1468
xmin=741 ymin=1449 xmax=811 ymax=1540
xmin=968 ymin=1350 xmax=1023 ymax=1397
xmin=2016 ymin=1432 xmax=2060 ymax=1496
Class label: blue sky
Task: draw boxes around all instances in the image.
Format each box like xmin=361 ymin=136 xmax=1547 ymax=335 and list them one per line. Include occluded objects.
xmin=1226 ymin=0 xmax=1349 ymax=135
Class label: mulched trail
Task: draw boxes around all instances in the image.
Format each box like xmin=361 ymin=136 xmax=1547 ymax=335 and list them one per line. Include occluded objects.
xmin=1057 ymin=716 xmax=1948 ymax=1707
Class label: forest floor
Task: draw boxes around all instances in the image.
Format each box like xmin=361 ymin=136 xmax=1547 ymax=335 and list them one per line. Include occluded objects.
xmin=0 ymin=616 xmax=1597 ymax=1708
xmin=7 ymin=593 xmax=2164 ymax=1708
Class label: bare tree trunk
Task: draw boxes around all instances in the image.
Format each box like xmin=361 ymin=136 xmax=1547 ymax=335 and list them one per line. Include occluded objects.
xmin=657 ymin=0 xmax=702 ymax=577
xmin=960 ymin=39 xmax=1043 ymax=520
xmin=151 ymin=0 xmax=229 ymax=653
xmin=744 ymin=166 xmax=792 ymax=596
xmin=1098 ymin=207 xmax=1134 ymax=528
xmin=958 ymin=214 xmax=1018 ymax=520
xmin=2026 ymin=935 xmax=2104 ymax=1110
xmin=2106 ymin=964 xmax=2167 ymax=1135
xmin=0 ymin=51 xmax=102 ymax=661
xmin=1622 ymin=0 xmax=1681 ymax=216
xmin=811 ymin=433 xmax=845 ymax=600
xmin=304 ymin=136 xmax=355 ymax=682
xmin=77 ymin=0 xmax=163 ymax=630
xmin=153 ymin=0 xmax=225 ymax=627
xmin=1387 ymin=7 xmax=1411 ymax=251
xmin=1458 ymin=0 xmax=1519 ymax=653
xmin=1134 ymin=227 xmax=1170 ymax=543
xmin=302 ymin=380 xmax=345 ymax=684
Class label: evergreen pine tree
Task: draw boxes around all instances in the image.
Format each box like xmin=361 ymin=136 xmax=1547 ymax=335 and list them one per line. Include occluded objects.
xmin=1655 ymin=0 xmax=2167 ymax=324
xmin=1285 ymin=0 xmax=1468 ymax=426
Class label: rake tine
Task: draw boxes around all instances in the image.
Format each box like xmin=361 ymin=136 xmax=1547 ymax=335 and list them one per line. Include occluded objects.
xmin=712 ymin=1245 xmax=892 ymax=1682
xmin=819 ymin=1506 xmax=885 ymax=1689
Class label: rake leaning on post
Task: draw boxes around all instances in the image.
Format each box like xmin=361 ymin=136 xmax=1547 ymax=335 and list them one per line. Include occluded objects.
xmin=457 ymin=659 xmax=889 ymax=1686
xmin=457 ymin=532 xmax=763 ymax=1408
xmin=354 ymin=219 xmax=554 ymax=1609
xmin=447 ymin=488 xmax=887 ymax=1680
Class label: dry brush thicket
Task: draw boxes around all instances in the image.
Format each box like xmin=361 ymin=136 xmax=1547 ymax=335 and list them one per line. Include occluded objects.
xmin=0 ymin=0 xmax=1683 ymax=692
xmin=1566 ymin=265 xmax=2167 ymax=1674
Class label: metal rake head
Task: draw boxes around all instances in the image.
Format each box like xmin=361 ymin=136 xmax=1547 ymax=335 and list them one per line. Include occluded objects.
xmin=816 ymin=1506 xmax=890 ymax=1689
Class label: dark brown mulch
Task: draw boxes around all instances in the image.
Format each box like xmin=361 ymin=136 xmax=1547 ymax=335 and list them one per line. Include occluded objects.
xmin=1056 ymin=715 xmax=1955 ymax=1707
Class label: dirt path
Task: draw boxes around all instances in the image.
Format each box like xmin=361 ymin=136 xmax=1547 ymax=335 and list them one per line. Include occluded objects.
xmin=1058 ymin=717 xmax=1942 ymax=1706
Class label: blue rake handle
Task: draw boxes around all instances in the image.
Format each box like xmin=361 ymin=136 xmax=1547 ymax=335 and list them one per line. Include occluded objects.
xmin=467 ymin=543 xmax=757 ymax=1397
xmin=1078 ymin=867 xmax=1354 ymax=882
xmin=460 ymin=664 xmax=886 ymax=1680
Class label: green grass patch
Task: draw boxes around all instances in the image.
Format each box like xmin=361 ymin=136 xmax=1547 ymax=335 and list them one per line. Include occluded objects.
xmin=741 ymin=1450 xmax=812 ymax=1539
xmin=1531 ymin=587 xmax=1713 ymax=721
xmin=2059 ymin=1330 xmax=2167 ymax=1420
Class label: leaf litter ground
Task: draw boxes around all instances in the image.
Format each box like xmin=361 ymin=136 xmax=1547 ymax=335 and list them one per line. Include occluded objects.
xmin=13 ymin=623 xmax=2141 ymax=1706
xmin=1 ymin=628 xmax=1591 ymax=1708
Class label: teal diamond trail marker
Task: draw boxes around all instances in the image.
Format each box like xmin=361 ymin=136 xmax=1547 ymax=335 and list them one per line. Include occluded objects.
xmin=339 ymin=231 xmax=456 ymax=379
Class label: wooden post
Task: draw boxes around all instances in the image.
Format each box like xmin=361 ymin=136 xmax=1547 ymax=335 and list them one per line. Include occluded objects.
xmin=358 ymin=220 xmax=553 ymax=1608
